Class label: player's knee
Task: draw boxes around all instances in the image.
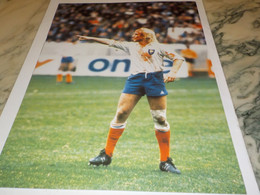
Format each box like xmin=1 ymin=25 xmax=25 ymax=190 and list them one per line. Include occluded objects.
xmin=150 ymin=109 xmax=167 ymax=124
xmin=115 ymin=109 xmax=129 ymax=122
xmin=150 ymin=109 xmax=170 ymax=132
xmin=110 ymin=119 xmax=127 ymax=129
xmin=153 ymin=115 xmax=166 ymax=124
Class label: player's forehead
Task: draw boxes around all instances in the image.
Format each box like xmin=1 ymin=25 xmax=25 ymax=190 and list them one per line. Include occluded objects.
xmin=134 ymin=29 xmax=144 ymax=35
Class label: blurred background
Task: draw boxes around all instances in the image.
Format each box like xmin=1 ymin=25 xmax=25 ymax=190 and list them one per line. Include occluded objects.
xmin=47 ymin=2 xmax=205 ymax=44
xmin=35 ymin=2 xmax=214 ymax=78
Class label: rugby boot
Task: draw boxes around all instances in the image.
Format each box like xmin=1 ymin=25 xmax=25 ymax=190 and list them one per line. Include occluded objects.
xmin=159 ymin=157 xmax=181 ymax=174
xmin=89 ymin=149 xmax=112 ymax=166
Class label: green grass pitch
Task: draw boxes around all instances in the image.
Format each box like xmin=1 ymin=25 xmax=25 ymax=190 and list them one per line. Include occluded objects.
xmin=0 ymin=75 xmax=246 ymax=194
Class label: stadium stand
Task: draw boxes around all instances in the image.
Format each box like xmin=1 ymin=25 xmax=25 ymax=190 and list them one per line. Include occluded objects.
xmin=46 ymin=2 xmax=206 ymax=45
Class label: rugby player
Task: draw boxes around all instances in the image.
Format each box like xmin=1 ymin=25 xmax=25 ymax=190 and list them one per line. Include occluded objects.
xmin=77 ymin=28 xmax=184 ymax=174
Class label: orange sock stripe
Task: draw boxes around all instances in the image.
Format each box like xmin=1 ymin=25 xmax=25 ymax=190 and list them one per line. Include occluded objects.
xmin=66 ymin=74 xmax=73 ymax=83
xmin=155 ymin=130 xmax=170 ymax=162
xmin=56 ymin=74 xmax=63 ymax=82
xmin=105 ymin=127 xmax=124 ymax=157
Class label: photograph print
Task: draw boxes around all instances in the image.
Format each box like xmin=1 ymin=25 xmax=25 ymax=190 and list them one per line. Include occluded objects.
xmin=0 ymin=0 xmax=252 ymax=194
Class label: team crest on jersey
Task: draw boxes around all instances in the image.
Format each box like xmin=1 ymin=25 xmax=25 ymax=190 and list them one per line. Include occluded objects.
xmin=148 ymin=49 xmax=155 ymax=55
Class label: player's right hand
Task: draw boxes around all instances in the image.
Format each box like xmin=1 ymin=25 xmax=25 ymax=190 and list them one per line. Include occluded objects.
xmin=76 ymin=35 xmax=87 ymax=41
xmin=76 ymin=35 xmax=82 ymax=40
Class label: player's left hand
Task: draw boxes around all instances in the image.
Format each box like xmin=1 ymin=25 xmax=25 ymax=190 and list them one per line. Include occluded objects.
xmin=164 ymin=73 xmax=176 ymax=83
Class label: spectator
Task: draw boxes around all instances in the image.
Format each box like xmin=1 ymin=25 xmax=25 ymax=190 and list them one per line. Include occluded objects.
xmin=47 ymin=2 xmax=206 ymax=45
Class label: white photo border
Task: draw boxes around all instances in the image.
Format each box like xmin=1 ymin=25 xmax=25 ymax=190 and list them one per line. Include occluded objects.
xmin=0 ymin=0 xmax=259 ymax=194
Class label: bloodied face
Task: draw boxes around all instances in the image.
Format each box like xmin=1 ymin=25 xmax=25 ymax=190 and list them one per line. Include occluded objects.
xmin=132 ymin=29 xmax=145 ymax=42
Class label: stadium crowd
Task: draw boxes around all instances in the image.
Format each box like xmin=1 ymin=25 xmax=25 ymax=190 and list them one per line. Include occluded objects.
xmin=47 ymin=2 xmax=206 ymax=44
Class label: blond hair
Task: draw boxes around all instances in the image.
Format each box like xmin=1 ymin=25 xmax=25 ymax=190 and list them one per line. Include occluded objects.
xmin=137 ymin=28 xmax=158 ymax=43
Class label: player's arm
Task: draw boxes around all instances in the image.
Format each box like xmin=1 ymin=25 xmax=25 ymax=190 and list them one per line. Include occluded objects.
xmin=77 ymin=35 xmax=114 ymax=45
xmin=164 ymin=59 xmax=184 ymax=83
xmin=162 ymin=49 xmax=184 ymax=83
